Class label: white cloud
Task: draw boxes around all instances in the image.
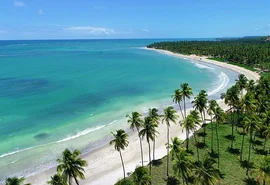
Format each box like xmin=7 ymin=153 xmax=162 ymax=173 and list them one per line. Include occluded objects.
xmin=38 ymin=9 xmax=44 ymax=15
xmin=14 ymin=1 xmax=25 ymax=7
xmin=65 ymin=26 xmax=116 ymax=35
xmin=142 ymin=29 xmax=150 ymax=32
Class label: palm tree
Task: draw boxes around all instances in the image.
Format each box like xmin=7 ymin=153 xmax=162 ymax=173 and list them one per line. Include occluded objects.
xmin=244 ymin=114 xmax=260 ymax=175
xmin=148 ymin=108 xmax=160 ymax=161
xmin=57 ymin=149 xmax=87 ymax=185
xmin=190 ymin=110 xmax=201 ymax=162
xmin=236 ymin=74 xmax=248 ymax=98
xmin=193 ymin=156 xmax=221 ymax=185
xmin=240 ymin=117 xmax=249 ymax=162
xmin=180 ymin=83 xmax=193 ymax=118
xmin=127 ymin=112 xmax=144 ymax=166
xmin=47 ymin=174 xmax=66 ymax=185
xmin=172 ymin=89 xmax=184 ymax=119
xmin=213 ymin=106 xmax=225 ymax=168
xmin=172 ymin=148 xmax=193 ymax=185
xmin=180 ymin=114 xmax=198 ymax=151
xmin=224 ymin=85 xmax=240 ymax=149
xmin=139 ymin=116 xmax=159 ymax=175
xmin=168 ymin=137 xmax=182 ymax=160
xmin=162 ymin=106 xmax=179 ymax=177
xmin=5 ymin=177 xmax=30 ymax=185
xmin=254 ymin=156 xmax=270 ymax=185
xmin=192 ymin=90 xmax=208 ymax=145
xmin=207 ymin=100 xmax=218 ymax=151
xmin=110 ymin=130 xmax=129 ymax=179
xmin=132 ymin=166 xmax=152 ymax=185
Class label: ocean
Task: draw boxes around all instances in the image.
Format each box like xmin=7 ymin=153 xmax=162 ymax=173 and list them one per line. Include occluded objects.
xmin=0 ymin=39 xmax=238 ymax=181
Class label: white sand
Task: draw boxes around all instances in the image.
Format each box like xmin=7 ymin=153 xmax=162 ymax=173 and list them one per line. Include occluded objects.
xmin=26 ymin=48 xmax=260 ymax=185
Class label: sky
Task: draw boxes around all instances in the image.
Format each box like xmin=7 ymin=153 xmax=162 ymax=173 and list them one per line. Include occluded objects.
xmin=0 ymin=0 xmax=270 ymax=40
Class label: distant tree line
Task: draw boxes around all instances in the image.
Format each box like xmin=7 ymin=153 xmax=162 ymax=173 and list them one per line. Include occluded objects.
xmin=147 ymin=36 xmax=270 ymax=69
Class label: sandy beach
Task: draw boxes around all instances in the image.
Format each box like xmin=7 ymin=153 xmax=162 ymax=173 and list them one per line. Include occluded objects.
xmin=26 ymin=48 xmax=260 ymax=185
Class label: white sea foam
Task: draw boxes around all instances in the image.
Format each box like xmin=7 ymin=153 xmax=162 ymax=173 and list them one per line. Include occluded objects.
xmin=109 ymin=120 xmax=117 ymax=125
xmin=194 ymin=63 xmax=215 ymax=70
xmin=207 ymin=72 xmax=229 ymax=96
xmin=56 ymin=125 xmax=106 ymax=143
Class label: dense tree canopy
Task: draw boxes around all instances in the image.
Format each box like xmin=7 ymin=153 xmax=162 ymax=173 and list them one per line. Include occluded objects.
xmin=147 ymin=36 xmax=270 ymax=69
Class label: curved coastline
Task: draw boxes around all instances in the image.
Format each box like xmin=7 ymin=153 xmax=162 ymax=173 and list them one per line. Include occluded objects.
xmin=25 ymin=47 xmax=260 ymax=185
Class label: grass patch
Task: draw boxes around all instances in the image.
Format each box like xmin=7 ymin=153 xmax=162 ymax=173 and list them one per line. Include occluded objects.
xmin=149 ymin=123 xmax=269 ymax=185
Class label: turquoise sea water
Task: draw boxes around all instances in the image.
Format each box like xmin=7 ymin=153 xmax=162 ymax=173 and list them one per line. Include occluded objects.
xmin=0 ymin=39 xmax=238 ymax=181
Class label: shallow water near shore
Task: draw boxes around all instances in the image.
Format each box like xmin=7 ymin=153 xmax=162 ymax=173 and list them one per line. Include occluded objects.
xmin=0 ymin=39 xmax=238 ymax=181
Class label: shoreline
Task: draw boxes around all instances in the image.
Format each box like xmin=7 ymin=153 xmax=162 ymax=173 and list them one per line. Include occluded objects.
xmin=26 ymin=48 xmax=260 ymax=185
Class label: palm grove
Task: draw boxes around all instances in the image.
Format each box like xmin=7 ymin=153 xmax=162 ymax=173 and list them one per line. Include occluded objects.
xmin=5 ymin=77 xmax=270 ymax=184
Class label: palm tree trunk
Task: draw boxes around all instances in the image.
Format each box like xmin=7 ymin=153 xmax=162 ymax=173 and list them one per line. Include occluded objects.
xmin=240 ymin=133 xmax=245 ymax=161
xmin=186 ymin=128 xmax=189 ymax=151
xmin=153 ymin=136 xmax=156 ymax=161
xmin=194 ymin=131 xmax=200 ymax=162
xmin=137 ymin=128 xmax=144 ymax=166
xmin=231 ymin=109 xmax=234 ymax=149
xmin=184 ymin=97 xmax=186 ymax=118
xmin=246 ymin=131 xmax=252 ymax=176
xmin=178 ymin=103 xmax=184 ymax=119
xmin=167 ymin=124 xmax=170 ymax=177
xmin=216 ymin=122 xmax=220 ymax=168
xmin=147 ymin=140 xmax=152 ymax=176
xmin=210 ymin=115 xmax=213 ymax=151
xmin=182 ymin=171 xmax=186 ymax=185
xmin=119 ymin=150 xmax=126 ymax=179
xmin=252 ymin=132 xmax=256 ymax=149
xmin=203 ymin=110 xmax=206 ymax=145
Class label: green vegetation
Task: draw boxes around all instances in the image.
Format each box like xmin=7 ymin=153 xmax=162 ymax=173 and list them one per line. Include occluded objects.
xmin=147 ymin=36 xmax=270 ymax=70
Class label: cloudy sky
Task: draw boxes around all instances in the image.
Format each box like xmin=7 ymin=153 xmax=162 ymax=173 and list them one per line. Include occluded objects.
xmin=0 ymin=0 xmax=270 ymax=40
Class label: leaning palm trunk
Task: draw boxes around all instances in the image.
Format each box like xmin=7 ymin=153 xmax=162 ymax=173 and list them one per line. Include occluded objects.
xmin=216 ymin=122 xmax=220 ymax=168
xmin=178 ymin=102 xmax=184 ymax=119
xmin=186 ymin=128 xmax=189 ymax=150
xmin=119 ymin=150 xmax=126 ymax=179
xmin=74 ymin=176 xmax=79 ymax=185
xmin=231 ymin=108 xmax=235 ymax=149
xmin=246 ymin=130 xmax=253 ymax=175
xmin=210 ymin=115 xmax=214 ymax=151
xmin=153 ymin=136 xmax=156 ymax=161
xmin=137 ymin=127 xmax=144 ymax=166
xmin=147 ymin=139 xmax=152 ymax=176
xmin=240 ymin=133 xmax=245 ymax=161
xmin=166 ymin=125 xmax=170 ymax=177
xmin=183 ymin=97 xmax=186 ymax=118
xmin=194 ymin=131 xmax=200 ymax=162
xmin=203 ymin=110 xmax=206 ymax=145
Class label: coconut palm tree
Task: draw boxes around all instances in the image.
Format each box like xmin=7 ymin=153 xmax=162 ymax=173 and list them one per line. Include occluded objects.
xmin=162 ymin=106 xmax=179 ymax=177
xmin=172 ymin=148 xmax=193 ymax=185
xmin=5 ymin=177 xmax=30 ymax=185
xmin=192 ymin=90 xmax=208 ymax=145
xmin=240 ymin=117 xmax=248 ymax=162
xmin=236 ymin=74 xmax=248 ymax=98
xmin=190 ymin=110 xmax=201 ymax=162
xmin=172 ymin=89 xmax=184 ymax=119
xmin=132 ymin=166 xmax=152 ymax=185
xmin=57 ymin=149 xmax=87 ymax=185
xmin=47 ymin=174 xmax=66 ymax=185
xmin=127 ymin=112 xmax=144 ymax=166
xmin=180 ymin=83 xmax=193 ymax=118
xmin=139 ymin=116 xmax=159 ymax=175
xmin=207 ymin=100 xmax=218 ymax=151
xmin=213 ymin=106 xmax=225 ymax=168
xmin=180 ymin=114 xmax=198 ymax=151
xmin=243 ymin=114 xmax=261 ymax=175
xmin=168 ymin=137 xmax=182 ymax=160
xmin=148 ymin=108 xmax=160 ymax=161
xmin=254 ymin=156 xmax=270 ymax=185
xmin=110 ymin=130 xmax=129 ymax=179
xmin=224 ymin=85 xmax=240 ymax=149
xmin=193 ymin=156 xmax=221 ymax=185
